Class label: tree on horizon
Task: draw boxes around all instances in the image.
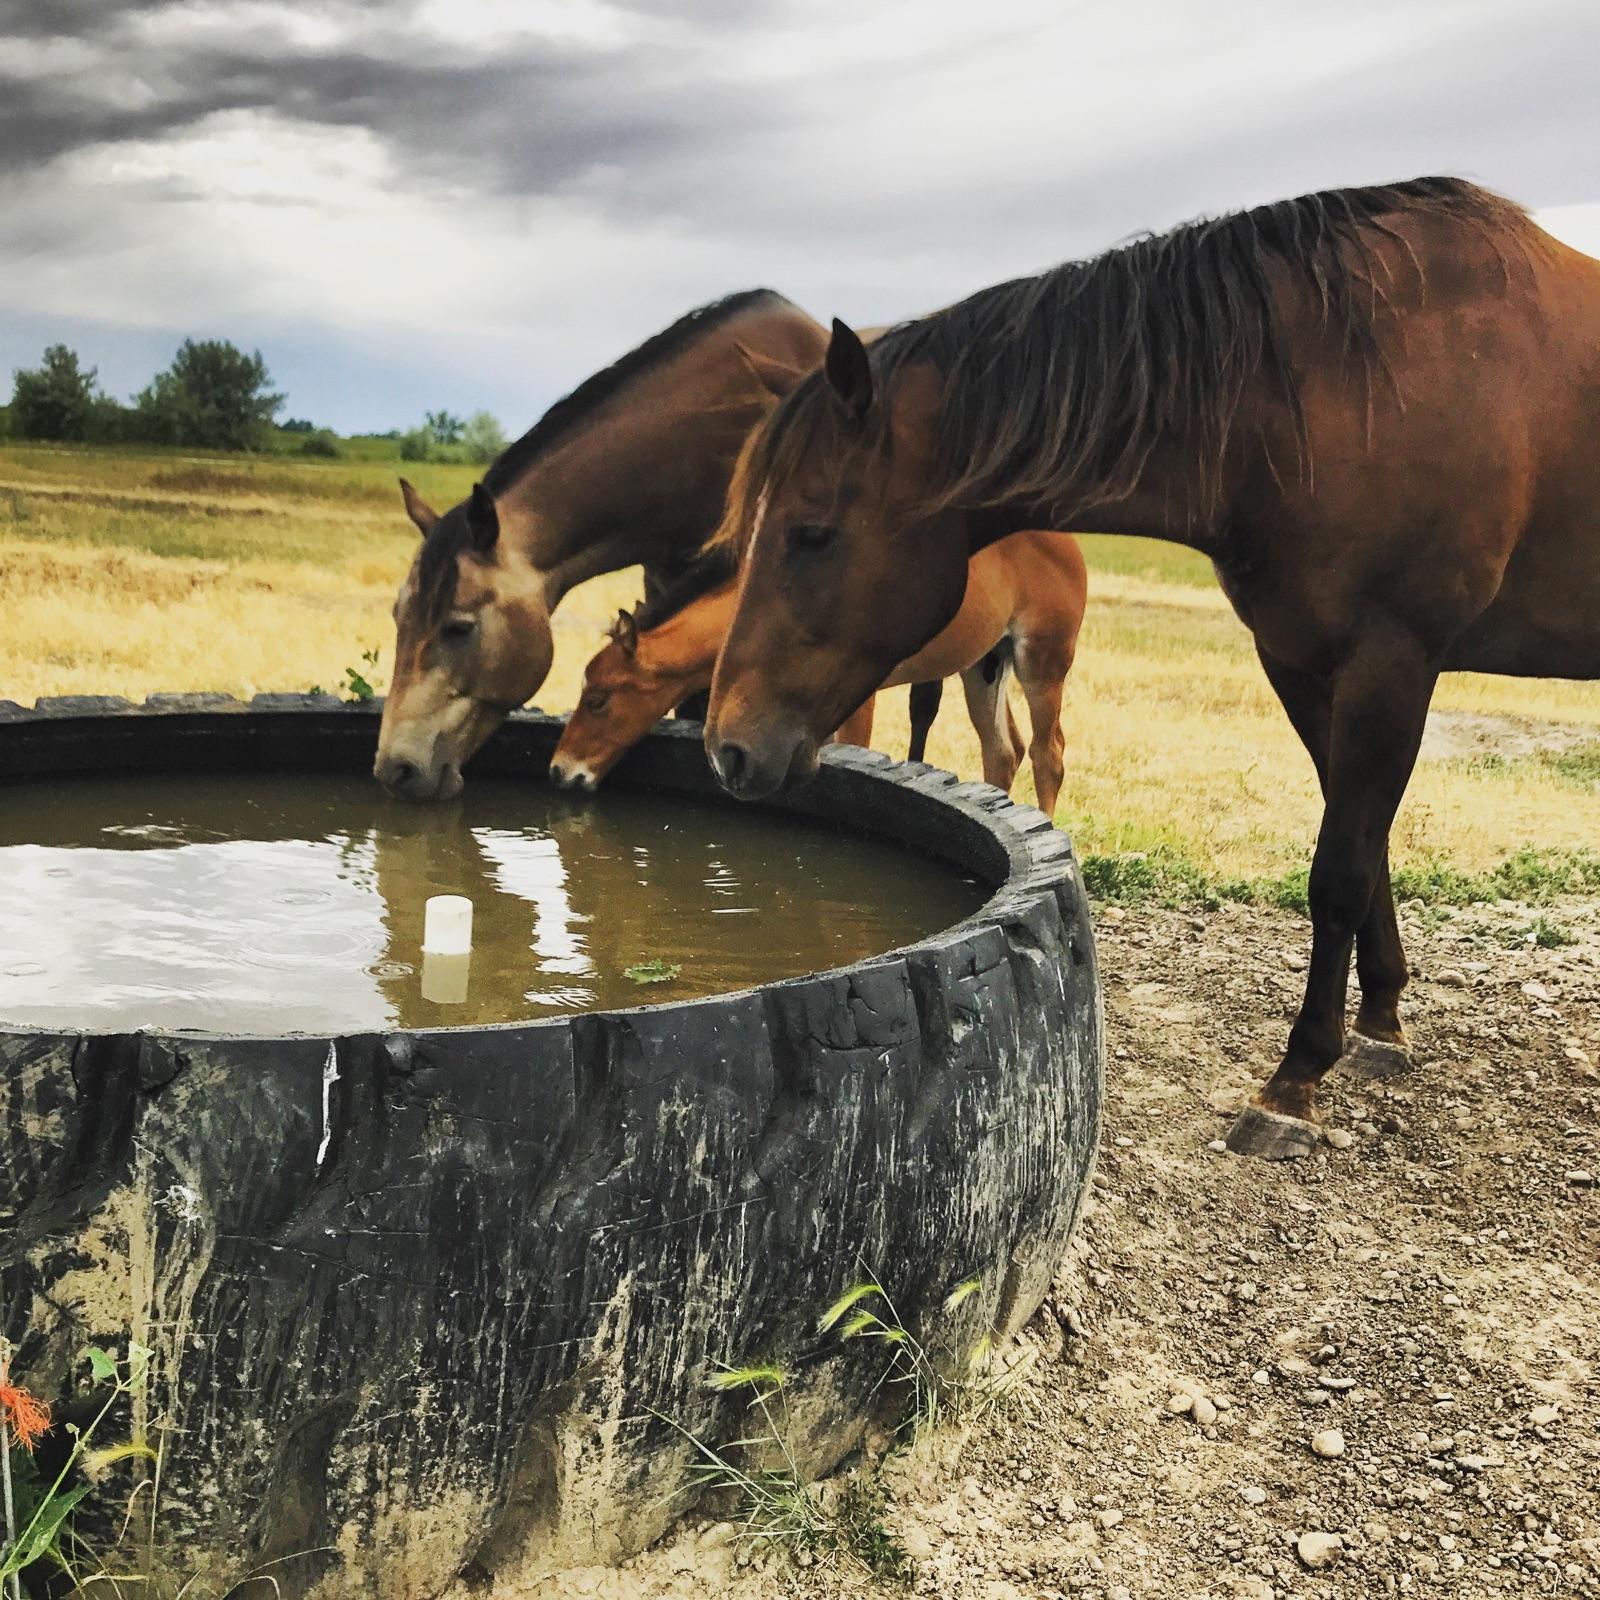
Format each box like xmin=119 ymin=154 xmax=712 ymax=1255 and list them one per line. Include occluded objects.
xmin=135 ymin=339 xmax=284 ymax=451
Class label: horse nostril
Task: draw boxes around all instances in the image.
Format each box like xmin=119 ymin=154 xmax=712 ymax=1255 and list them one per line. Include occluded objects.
xmin=548 ymin=763 xmax=567 ymax=787
xmin=380 ymin=758 xmax=420 ymax=794
xmin=717 ymin=742 xmax=749 ymax=789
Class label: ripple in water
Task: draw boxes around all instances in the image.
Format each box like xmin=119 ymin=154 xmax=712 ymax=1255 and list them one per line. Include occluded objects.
xmin=0 ymin=773 xmax=986 ymax=1034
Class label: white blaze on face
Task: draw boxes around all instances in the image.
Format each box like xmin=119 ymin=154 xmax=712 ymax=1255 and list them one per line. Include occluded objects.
xmin=747 ymin=484 xmax=771 ymax=553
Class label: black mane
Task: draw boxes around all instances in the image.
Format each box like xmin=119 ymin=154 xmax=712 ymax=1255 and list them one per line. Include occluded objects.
xmin=743 ymin=177 xmax=1528 ymax=537
xmin=630 ymin=544 xmax=740 ymax=634
xmin=483 ymin=287 xmax=786 ymax=494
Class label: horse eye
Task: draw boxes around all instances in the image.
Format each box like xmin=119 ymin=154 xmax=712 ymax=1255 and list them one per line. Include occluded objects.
xmin=787 ymin=523 xmax=836 ymax=555
xmin=440 ymin=617 xmax=476 ymax=642
xmin=583 ymin=689 xmax=611 ymax=713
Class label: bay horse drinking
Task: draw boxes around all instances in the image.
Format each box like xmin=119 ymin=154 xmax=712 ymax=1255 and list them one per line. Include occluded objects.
xmin=705 ymin=178 xmax=1600 ymax=1159
xmin=375 ymin=289 xmax=832 ymax=801
xmin=549 ymin=529 xmax=1086 ymax=809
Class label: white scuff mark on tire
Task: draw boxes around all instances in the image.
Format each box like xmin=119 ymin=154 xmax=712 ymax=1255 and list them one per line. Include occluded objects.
xmin=317 ymin=1041 xmax=339 ymax=1169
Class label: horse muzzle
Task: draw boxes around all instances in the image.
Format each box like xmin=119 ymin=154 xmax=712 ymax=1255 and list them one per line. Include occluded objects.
xmin=373 ymin=753 xmax=464 ymax=803
xmin=706 ymin=728 xmax=819 ymax=802
xmin=548 ymin=757 xmax=599 ymax=794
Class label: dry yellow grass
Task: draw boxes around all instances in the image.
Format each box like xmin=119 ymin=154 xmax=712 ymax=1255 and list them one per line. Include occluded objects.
xmin=3 ymin=445 xmax=1597 ymax=880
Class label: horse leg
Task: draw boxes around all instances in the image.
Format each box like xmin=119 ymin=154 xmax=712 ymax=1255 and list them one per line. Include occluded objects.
xmin=907 ymin=679 xmax=943 ymax=762
xmin=1256 ymin=649 xmax=1414 ymax=1079
xmin=1345 ymin=855 xmax=1414 ymax=1079
xmin=960 ymin=658 xmax=1022 ymax=794
xmin=1228 ymin=636 xmax=1436 ymax=1160
xmin=831 ymin=694 xmax=876 ymax=748
xmin=1014 ymin=636 xmax=1070 ymax=818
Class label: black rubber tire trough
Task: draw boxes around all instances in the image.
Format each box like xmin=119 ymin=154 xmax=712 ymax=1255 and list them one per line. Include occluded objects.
xmin=0 ymin=694 xmax=1102 ymax=1598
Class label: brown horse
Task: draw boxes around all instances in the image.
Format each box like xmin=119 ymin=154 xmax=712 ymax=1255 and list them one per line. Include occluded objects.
xmin=374 ymin=289 xmax=831 ymax=800
xmin=705 ymin=177 xmax=1600 ymax=1160
xmin=549 ymin=529 xmax=1086 ymax=808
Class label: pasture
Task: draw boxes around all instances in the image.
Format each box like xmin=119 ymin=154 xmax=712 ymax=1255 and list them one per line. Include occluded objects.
xmin=4 ymin=441 xmax=1598 ymax=897
xmin=1 ymin=441 xmax=1598 ymax=1597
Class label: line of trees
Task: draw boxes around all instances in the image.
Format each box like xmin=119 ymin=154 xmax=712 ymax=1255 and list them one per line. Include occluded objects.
xmin=8 ymin=341 xmax=284 ymax=452
xmin=3 ymin=341 xmax=510 ymax=464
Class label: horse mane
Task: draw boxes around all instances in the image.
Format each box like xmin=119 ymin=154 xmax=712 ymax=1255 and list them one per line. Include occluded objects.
xmin=628 ymin=543 xmax=740 ymax=635
xmin=482 ymin=287 xmax=788 ymax=493
xmin=738 ymin=177 xmax=1531 ymax=540
xmin=414 ymin=287 xmax=786 ymax=621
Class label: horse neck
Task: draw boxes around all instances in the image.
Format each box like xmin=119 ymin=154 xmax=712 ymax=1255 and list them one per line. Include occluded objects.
xmin=636 ymin=583 xmax=739 ymax=692
xmin=966 ymin=442 xmax=1238 ymax=558
xmin=492 ymin=443 xmax=665 ymax=609
xmin=492 ymin=348 xmax=781 ymax=607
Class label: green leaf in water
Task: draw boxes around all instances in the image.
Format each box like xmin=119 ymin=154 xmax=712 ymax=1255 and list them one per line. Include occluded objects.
xmin=623 ymin=959 xmax=682 ymax=986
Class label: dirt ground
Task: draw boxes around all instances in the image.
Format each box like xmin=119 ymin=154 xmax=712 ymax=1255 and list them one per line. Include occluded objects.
xmin=511 ymin=890 xmax=1600 ymax=1600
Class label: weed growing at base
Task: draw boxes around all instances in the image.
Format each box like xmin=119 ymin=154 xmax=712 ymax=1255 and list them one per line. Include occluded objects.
xmin=663 ymin=1273 xmax=1029 ymax=1584
xmin=0 ymin=1341 xmax=327 ymax=1597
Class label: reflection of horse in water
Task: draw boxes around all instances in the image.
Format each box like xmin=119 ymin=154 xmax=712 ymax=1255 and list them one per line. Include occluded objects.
xmin=364 ymin=791 xmax=822 ymax=1023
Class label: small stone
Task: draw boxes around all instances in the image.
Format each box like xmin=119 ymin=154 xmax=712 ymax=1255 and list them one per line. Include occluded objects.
xmin=1318 ymin=1375 xmax=1357 ymax=1391
xmin=1326 ymin=1128 xmax=1355 ymax=1150
xmin=1529 ymin=1404 xmax=1560 ymax=1426
xmin=1192 ymin=1396 xmax=1218 ymax=1426
xmin=1566 ymin=1169 xmax=1595 ymax=1186
xmin=1284 ymin=950 xmax=1307 ymax=971
xmin=1311 ymin=1428 xmax=1346 ymax=1459
xmin=1436 ymin=969 xmax=1468 ymax=988
xmin=1251 ymin=1369 xmax=1271 ymax=1385
xmin=1520 ymin=981 xmax=1553 ymax=1003
xmin=1097 ymin=1508 xmax=1124 ymax=1529
xmin=1297 ymin=1531 xmax=1343 ymax=1569
xmin=1207 ymin=1138 xmax=1228 ymax=1154
xmin=1168 ymin=1392 xmax=1195 ymax=1416
xmin=1241 ymin=1485 xmax=1268 ymax=1506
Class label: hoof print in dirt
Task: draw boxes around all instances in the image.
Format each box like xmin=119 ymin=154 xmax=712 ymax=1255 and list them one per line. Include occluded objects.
xmin=1225 ymin=1105 xmax=1322 ymax=1161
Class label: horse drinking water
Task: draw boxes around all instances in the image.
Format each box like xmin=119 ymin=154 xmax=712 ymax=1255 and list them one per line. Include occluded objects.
xmin=374 ymin=289 xmax=830 ymax=801
xmin=549 ymin=529 xmax=1086 ymax=810
xmin=705 ymin=177 xmax=1600 ymax=1160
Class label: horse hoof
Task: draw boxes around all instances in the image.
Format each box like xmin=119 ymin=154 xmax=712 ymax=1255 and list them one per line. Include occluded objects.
xmin=1224 ymin=1106 xmax=1322 ymax=1161
xmin=1340 ymin=1032 xmax=1413 ymax=1081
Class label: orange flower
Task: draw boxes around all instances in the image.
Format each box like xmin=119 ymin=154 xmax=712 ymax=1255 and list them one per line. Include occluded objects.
xmin=0 ymin=1380 xmax=51 ymax=1452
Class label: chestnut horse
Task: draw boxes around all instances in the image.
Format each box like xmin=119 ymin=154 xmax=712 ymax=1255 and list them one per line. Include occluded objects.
xmin=705 ymin=177 xmax=1600 ymax=1160
xmin=549 ymin=529 xmax=1086 ymax=808
xmin=374 ymin=289 xmax=832 ymax=800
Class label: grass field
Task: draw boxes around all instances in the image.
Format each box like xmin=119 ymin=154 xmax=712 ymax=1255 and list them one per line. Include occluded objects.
xmin=3 ymin=442 xmax=1598 ymax=893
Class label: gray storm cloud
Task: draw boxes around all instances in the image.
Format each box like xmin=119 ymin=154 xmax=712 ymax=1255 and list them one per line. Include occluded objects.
xmin=1 ymin=0 xmax=1595 ymax=428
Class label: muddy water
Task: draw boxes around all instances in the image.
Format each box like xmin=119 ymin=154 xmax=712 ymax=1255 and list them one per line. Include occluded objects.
xmin=0 ymin=774 xmax=985 ymax=1035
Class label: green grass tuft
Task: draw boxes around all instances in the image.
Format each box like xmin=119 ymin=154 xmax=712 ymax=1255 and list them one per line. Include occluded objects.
xmin=1084 ymin=846 xmax=1600 ymax=914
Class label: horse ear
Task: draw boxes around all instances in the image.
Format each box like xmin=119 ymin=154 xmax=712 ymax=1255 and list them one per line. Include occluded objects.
xmin=824 ymin=318 xmax=873 ymax=422
xmin=734 ymin=341 xmax=807 ymax=401
xmin=466 ymin=482 xmax=499 ymax=555
xmin=398 ymin=478 xmax=440 ymax=537
xmin=613 ymin=608 xmax=638 ymax=656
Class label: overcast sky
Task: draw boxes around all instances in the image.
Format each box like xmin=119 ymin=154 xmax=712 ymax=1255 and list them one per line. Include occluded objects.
xmin=4 ymin=0 xmax=1597 ymax=433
